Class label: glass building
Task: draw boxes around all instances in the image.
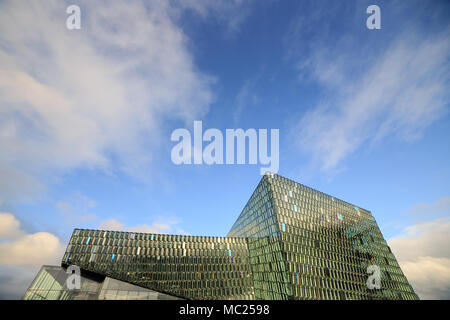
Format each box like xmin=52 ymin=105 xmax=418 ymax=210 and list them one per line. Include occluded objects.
xmin=23 ymin=265 xmax=181 ymax=300
xmin=24 ymin=173 xmax=419 ymax=300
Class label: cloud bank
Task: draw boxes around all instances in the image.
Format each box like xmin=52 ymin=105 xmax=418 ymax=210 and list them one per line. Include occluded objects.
xmin=389 ymin=216 xmax=450 ymax=299
xmin=0 ymin=212 xmax=65 ymax=299
xmin=0 ymin=0 xmax=215 ymax=203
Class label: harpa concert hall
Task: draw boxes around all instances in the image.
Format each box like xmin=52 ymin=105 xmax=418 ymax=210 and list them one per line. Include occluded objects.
xmin=23 ymin=173 xmax=418 ymax=300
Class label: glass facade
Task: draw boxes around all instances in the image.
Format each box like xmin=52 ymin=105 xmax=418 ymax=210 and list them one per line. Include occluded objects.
xmin=23 ymin=265 xmax=180 ymax=300
xmin=26 ymin=173 xmax=418 ymax=300
xmin=62 ymin=233 xmax=254 ymax=300
xmin=261 ymin=173 xmax=418 ymax=300
xmin=227 ymin=175 xmax=292 ymax=299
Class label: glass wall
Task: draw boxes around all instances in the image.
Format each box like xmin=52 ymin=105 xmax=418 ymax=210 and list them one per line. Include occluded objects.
xmin=228 ymin=174 xmax=292 ymax=299
xmin=23 ymin=266 xmax=181 ymax=300
xmin=267 ymin=173 xmax=418 ymax=300
xmin=63 ymin=232 xmax=254 ymax=300
xmin=51 ymin=173 xmax=419 ymax=300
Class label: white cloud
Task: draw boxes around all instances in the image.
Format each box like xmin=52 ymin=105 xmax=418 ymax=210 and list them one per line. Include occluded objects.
xmin=98 ymin=217 xmax=189 ymax=235
xmin=398 ymin=257 xmax=450 ymax=300
xmin=288 ymin=9 xmax=450 ymax=171
xmin=0 ymin=232 xmax=64 ymax=266
xmin=98 ymin=219 xmax=125 ymax=231
xmin=0 ymin=212 xmax=65 ymax=299
xmin=0 ymin=212 xmax=24 ymax=240
xmin=0 ymin=213 xmax=65 ymax=267
xmin=388 ymin=217 xmax=450 ymax=299
xmin=389 ymin=217 xmax=450 ymax=261
xmin=408 ymin=197 xmax=450 ymax=216
xmin=174 ymin=0 xmax=255 ymax=35
xmin=0 ymin=0 xmax=216 ymax=202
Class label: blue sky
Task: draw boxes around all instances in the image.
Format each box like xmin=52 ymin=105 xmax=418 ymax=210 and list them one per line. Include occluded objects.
xmin=0 ymin=0 xmax=449 ymax=299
